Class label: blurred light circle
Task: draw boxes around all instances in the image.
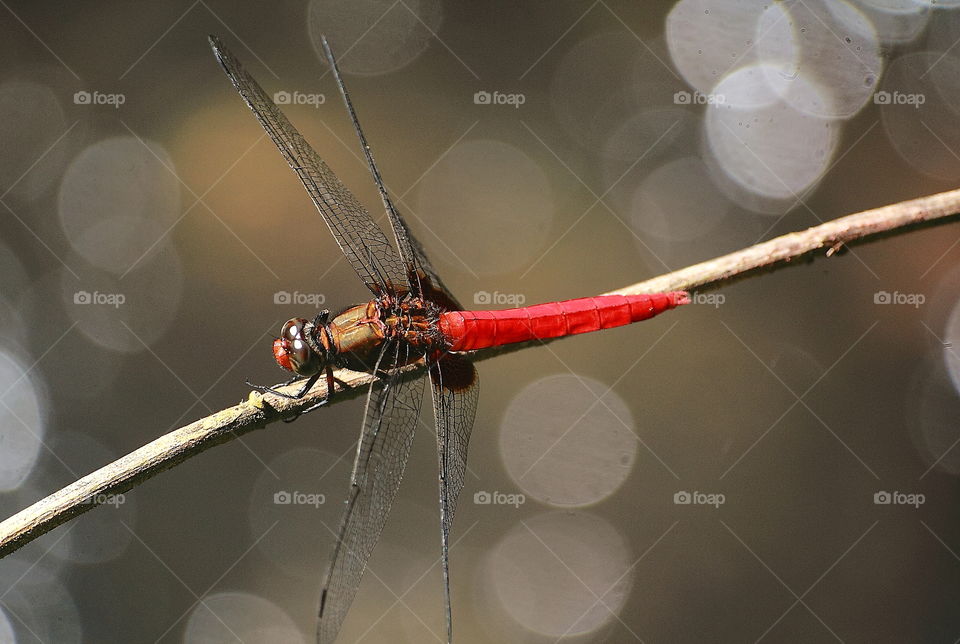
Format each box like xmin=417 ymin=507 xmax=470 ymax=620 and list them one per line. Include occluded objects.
xmin=69 ymin=214 xmax=171 ymax=274
xmin=308 ymin=0 xmax=442 ymax=75
xmin=0 ymin=241 xmax=29 ymax=299
xmin=248 ymin=448 xmax=349 ymax=580
xmin=0 ymin=80 xmax=68 ymax=202
xmin=926 ymin=10 xmax=960 ymax=57
xmin=0 ymin=559 xmax=81 ymax=643
xmin=630 ymin=156 xmax=731 ymax=243
xmin=601 ymin=107 xmax=697 ymax=167
xmin=0 ymin=608 xmax=13 ymax=643
xmin=0 ymin=349 xmax=46 ymax=491
xmin=46 ymin=432 xmax=135 ymax=564
xmin=184 ymin=592 xmax=304 ymax=643
xmin=755 ymin=0 xmax=881 ymax=119
xmin=908 ymin=354 xmax=960 ymax=476
xmin=666 ymin=0 xmax=769 ymax=94
xmin=764 ymin=342 xmax=825 ymax=395
xmin=60 ymin=244 xmax=184 ymax=353
xmin=0 ymin=242 xmax=29 ymax=351
xmin=18 ymin=271 xmax=123 ymax=400
xmin=551 ymin=32 xmax=682 ymax=153
xmin=487 ymin=511 xmax=631 ymax=637
xmin=600 ymin=107 xmax=699 ymax=215
xmin=880 ymin=52 xmax=960 ymax=181
xmin=500 ymin=375 xmax=636 ymax=507
xmin=58 ymin=136 xmax=180 ymax=263
xmin=851 ymin=0 xmax=929 ymax=45
xmin=913 ymin=0 xmax=960 ymax=7
xmin=943 ymin=296 xmax=960 ymax=400
xmin=704 ymin=64 xmax=838 ymax=202
xmin=700 ymin=139 xmax=792 ymax=214
xmin=415 ymin=139 xmax=553 ymax=275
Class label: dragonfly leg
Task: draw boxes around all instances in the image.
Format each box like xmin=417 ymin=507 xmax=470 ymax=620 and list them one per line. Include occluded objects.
xmin=283 ymin=365 xmax=339 ymax=421
xmin=288 ymin=372 xmax=379 ymax=419
xmin=292 ymin=398 xmax=329 ymax=417
xmin=246 ymin=372 xmax=320 ymax=400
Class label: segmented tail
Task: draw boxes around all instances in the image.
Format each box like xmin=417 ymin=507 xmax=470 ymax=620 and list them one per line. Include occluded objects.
xmin=440 ymin=292 xmax=689 ymax=351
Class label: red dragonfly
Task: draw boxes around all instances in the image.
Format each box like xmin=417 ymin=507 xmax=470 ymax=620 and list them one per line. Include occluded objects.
xmin=210 ymin=35 xmax=688 ymax=644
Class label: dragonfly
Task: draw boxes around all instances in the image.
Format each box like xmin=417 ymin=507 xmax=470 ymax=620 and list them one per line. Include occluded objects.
xmin=209 ymin=35 xmax=689 ymax=644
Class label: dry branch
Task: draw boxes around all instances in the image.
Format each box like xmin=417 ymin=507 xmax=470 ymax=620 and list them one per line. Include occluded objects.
xmin=2 ymin=186 xmax=960 ymax=558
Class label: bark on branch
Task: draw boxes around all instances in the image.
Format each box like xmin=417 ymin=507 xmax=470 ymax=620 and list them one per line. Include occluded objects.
xmin=2 ymin=186 xmax=959 ymax=558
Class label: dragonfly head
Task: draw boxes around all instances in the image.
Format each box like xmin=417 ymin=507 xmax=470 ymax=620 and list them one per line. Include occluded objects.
xmin=273 ymin=317 xmax=325 ymax=376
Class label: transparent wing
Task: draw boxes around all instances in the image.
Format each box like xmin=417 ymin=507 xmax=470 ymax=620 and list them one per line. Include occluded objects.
xmin=410 ymin=234 xmax=464 ymax=312
xmin=429 ymin=354 xmax=479 ymax=642
xmin=319 ymin=35 xmax=463 ymax=312
xmin=208 ymin=36 xmax=409 ymax=296
xmin=317 ymin=340 xmax=425 ymax=644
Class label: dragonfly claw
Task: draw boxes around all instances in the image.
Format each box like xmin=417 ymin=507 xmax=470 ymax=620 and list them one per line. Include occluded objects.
xmin=246 ymin=372 xmax=318 ymax=400
xmin=244 ymin=379 xmax=294 ymax=399
xmin=283 ymin=396 xmax=329 ymax=423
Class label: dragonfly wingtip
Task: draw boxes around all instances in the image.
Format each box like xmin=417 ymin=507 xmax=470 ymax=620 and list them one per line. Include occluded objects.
xmin=207 ymin=35 xmax=228 ymax=61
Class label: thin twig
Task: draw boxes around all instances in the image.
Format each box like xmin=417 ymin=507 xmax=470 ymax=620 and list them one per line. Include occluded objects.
xmin=2 ymin=186 xmax=959 ymax=558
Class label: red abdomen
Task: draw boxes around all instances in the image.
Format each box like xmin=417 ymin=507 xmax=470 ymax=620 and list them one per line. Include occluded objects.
xmin=439 ymin=292 xmax=689 ymax=352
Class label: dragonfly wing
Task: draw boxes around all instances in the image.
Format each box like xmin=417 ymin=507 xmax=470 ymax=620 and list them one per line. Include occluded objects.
xmin=428 ymin=354 xmax=479 ymax=642
xmin=317 ymin=341 xmax=426 ymax=643
xmin=408 ymin=233 xmax=464 ymax=312
xmin=209 ymin=36 xmax=408 ymax=297
xmin=319 ymin=35 xmax=463 ymax=312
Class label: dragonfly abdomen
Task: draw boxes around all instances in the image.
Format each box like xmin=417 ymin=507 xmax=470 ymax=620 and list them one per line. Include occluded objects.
xmin=439 ymin=292 xmax=690 ymax=352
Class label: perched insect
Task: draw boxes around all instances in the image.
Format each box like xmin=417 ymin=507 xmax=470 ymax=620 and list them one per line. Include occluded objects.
xmin=210 ymin=35 xmax=688 ymax=643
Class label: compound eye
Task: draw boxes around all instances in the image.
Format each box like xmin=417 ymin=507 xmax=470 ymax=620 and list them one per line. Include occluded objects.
xmin=281 ymin=318 xmax=309 ymax=342
xmin=289 ymin=337 xmax=318 ymax=375
xmin=275 ymin=318 xmax=320 ymax=376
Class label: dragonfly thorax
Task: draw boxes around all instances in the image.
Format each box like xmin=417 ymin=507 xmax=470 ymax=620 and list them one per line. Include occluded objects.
xmin=273 ymin=295 xmax=445 ymax=378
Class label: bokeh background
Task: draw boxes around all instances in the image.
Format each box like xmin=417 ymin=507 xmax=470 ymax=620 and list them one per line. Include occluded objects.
xmin=1 ymin=0 xmax=959 ymax=642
